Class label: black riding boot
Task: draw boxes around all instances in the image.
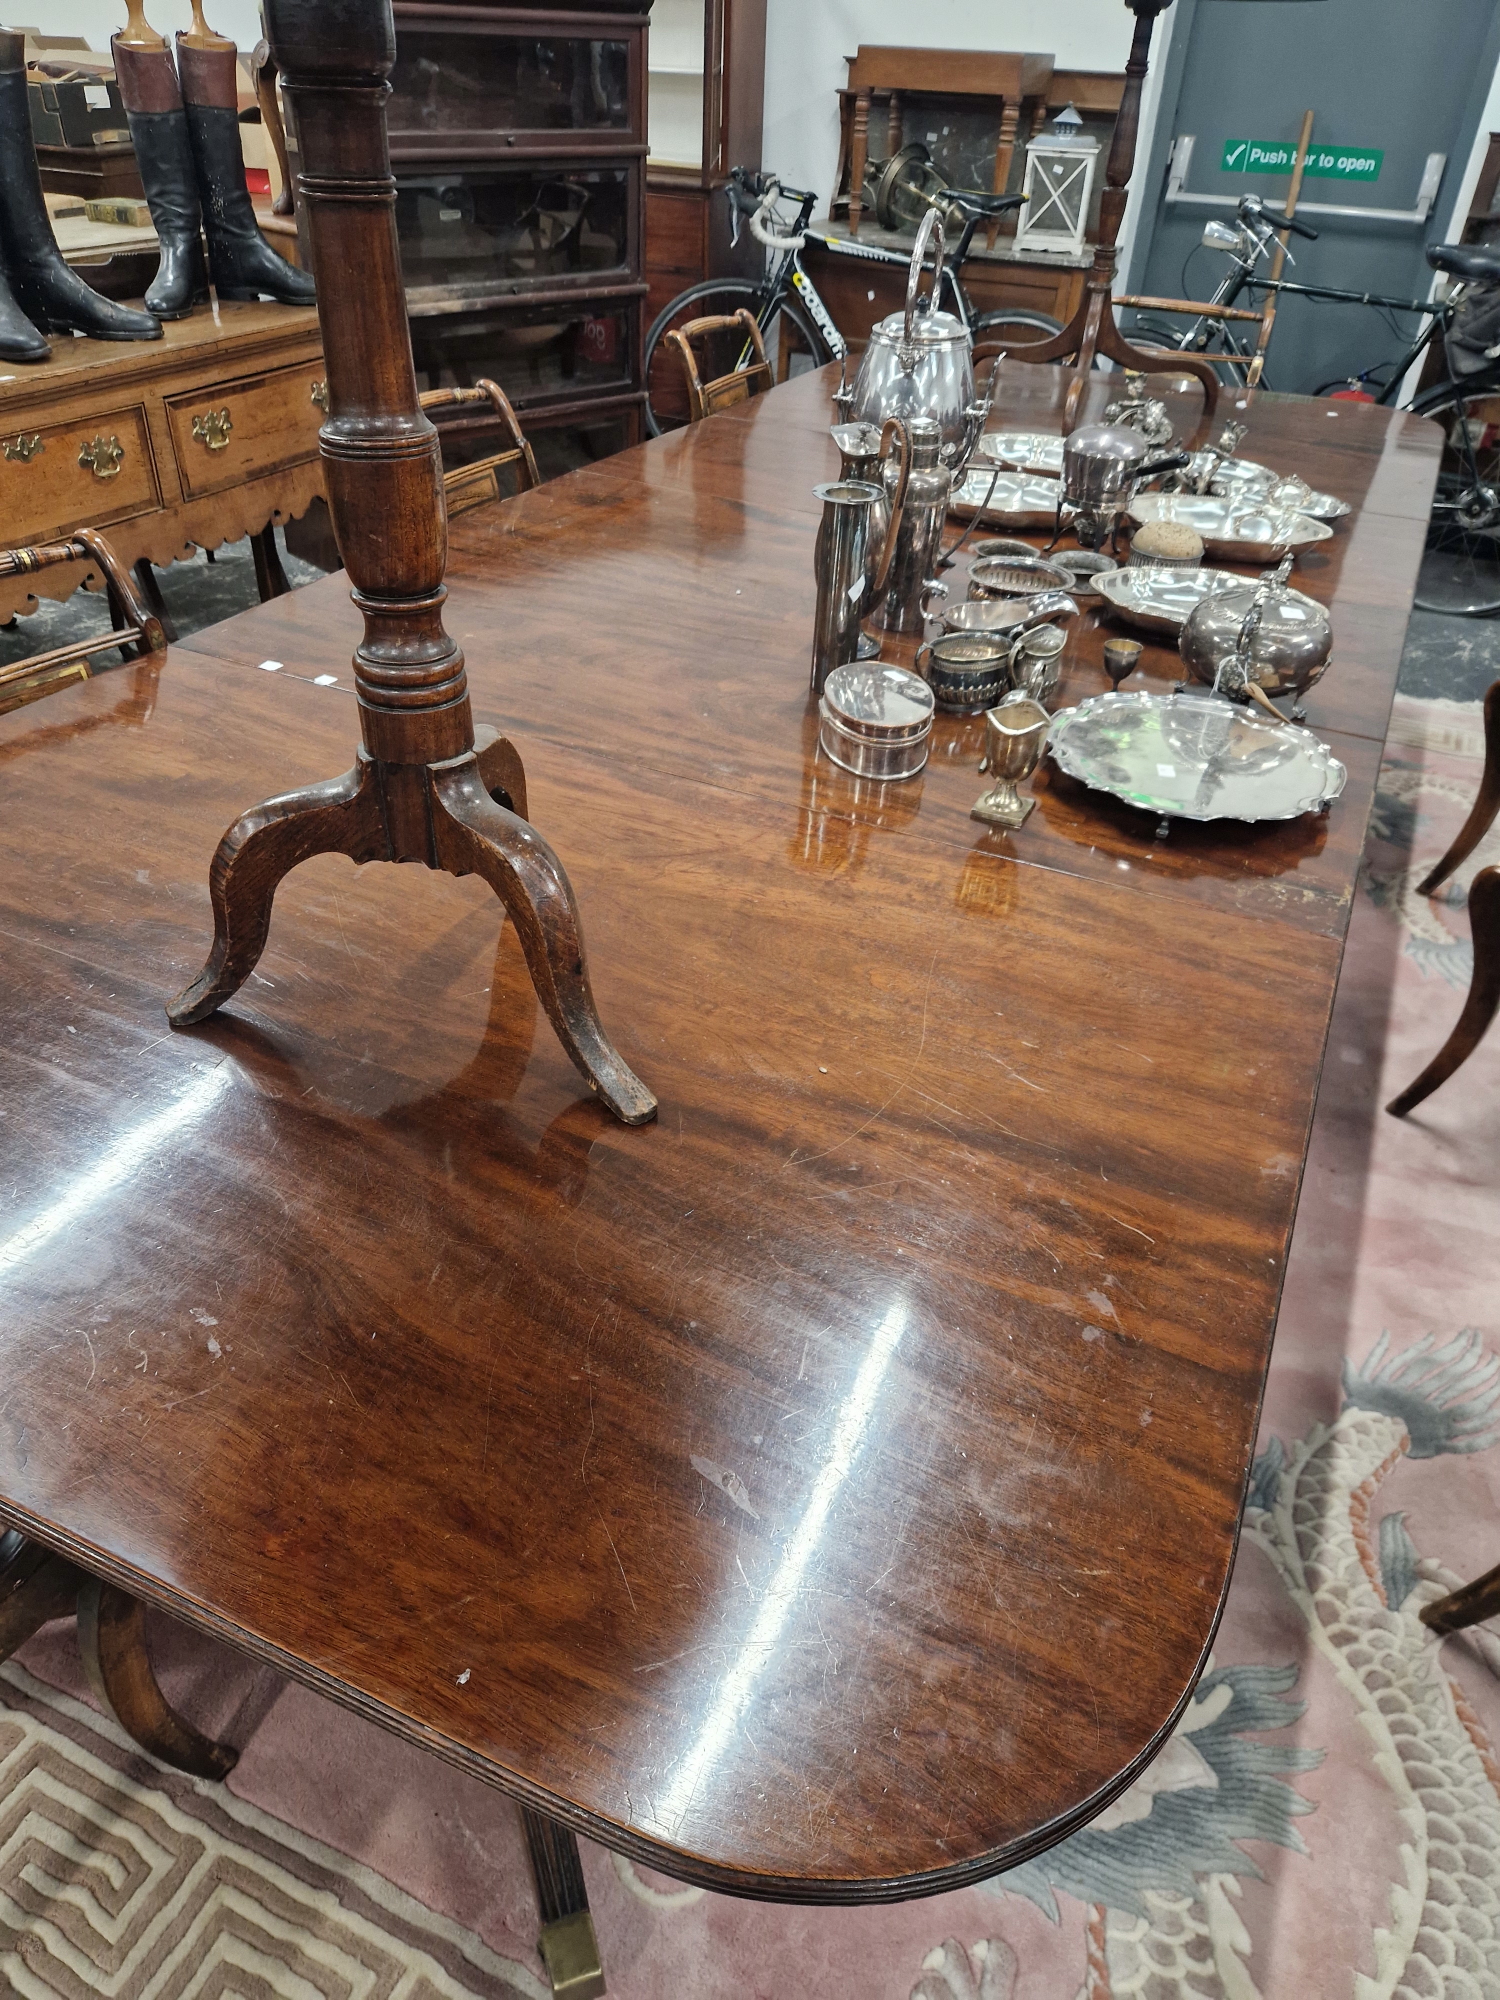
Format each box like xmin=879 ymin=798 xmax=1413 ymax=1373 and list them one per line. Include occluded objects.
xmin=0 ymin=258 xmax=49 ymax=363
xmin=111 ymin=35 xmax=209 ymax=320
xmin=0 ymin=30 xmax=162 ymax=342
xmin=177 ymin=37 xmax=315 ymax=306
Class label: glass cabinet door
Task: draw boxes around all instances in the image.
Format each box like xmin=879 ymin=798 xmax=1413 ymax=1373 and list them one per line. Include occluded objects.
xmin=396 ymin=165 xmax=633 ymax=306
xmin=389 ymin=28 xmax=635 ymax=148
xmin=410 ymin=297 xmax=639 ymax=411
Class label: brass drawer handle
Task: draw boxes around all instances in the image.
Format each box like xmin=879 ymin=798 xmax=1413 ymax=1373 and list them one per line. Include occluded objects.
xmin=2 ymin=433 xmax=43 ymax=463
xmin=78 ymin=434 xmax=124 ymax=480
xmin=192 ymin=407 xmax=233 ymax=451
xmin=310 ymin=378 xmax=328 ymax=410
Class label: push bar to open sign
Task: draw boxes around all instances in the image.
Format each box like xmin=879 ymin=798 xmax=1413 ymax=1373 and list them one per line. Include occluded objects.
xmin=1166 ymin=136 xmax=1446 ymax=227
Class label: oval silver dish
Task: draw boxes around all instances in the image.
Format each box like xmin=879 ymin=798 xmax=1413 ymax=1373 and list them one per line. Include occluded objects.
xmin=950 ymin=469 xmax=1066 ymax=527
xmin=1128 ymin=494 xmax=1333 ymax=562
xmin=1047 ymin=689 xmax=1347 ymax=824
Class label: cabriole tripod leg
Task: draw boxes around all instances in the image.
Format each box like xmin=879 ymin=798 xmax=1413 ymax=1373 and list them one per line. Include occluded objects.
xmin=167 ymin=759 xmax=384 ymax=1026
xmin=76 ymin=1580 xmax=238 ymax=1780
xmin=521 ymin=1806 xmax=605 ymax=2000
xmin=431 ymin=759 xmax=657 ymax=1127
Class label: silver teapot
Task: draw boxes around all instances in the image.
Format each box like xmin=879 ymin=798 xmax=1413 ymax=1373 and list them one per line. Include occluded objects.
xmin=1060 ymin=422 xmax=1190 ymax=548
xmin=1178 ymin=555 xmax=1332 ymax=719
xmin=844 ymin=210 xmax=986 ymax=470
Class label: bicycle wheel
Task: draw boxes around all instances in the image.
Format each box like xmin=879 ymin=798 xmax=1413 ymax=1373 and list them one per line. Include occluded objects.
xmin=970 ymin=309 xmax=1063 ymax=363
xmin=1411 ymin=378 xmax=1500 ymax=617
xmin=643 ymin=281 xmax=830 ymax=436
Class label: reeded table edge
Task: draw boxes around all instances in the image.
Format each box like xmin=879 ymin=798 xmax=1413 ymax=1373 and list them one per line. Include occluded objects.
xmin=0 ymin=1494 xmax=1247 ymax=1903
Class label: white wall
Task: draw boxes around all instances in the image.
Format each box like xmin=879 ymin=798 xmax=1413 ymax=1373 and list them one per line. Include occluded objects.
xmin=26 ymin=1 xmax=264 ymax=55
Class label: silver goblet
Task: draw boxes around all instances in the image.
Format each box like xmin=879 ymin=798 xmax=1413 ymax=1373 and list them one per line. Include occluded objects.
xmin=972 ymin=692 xmax=1051 ymax=829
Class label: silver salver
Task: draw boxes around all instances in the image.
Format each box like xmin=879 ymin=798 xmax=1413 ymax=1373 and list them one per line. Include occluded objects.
xmin=1047 ymin=689 xmax=1347 ymax=824
xmin=1128 ymin=494 xmax=1334 ymax=562
xmin=974 ymin=431 xmax=1066 ymax=476
xmin=1093 ymin=563 xmax=1323 ymax=636
xmin=950 ymin=469 xmax=1067 ymax=527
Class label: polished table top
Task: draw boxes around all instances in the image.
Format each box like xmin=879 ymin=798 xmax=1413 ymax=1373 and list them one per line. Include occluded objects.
xmin=0 ymin=363 xmax=1438 ymax=1901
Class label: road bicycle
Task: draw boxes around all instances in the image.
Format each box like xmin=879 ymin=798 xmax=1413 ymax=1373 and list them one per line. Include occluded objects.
xmin=642 ymin=167 xmax=1063 ymax=436
xmin=1124 ymin=196 xmax=1500 ymax=617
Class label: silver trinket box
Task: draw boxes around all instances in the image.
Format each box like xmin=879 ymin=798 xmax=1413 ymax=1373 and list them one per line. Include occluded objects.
xmin=818 ymin=663 xmax=935 ymax=782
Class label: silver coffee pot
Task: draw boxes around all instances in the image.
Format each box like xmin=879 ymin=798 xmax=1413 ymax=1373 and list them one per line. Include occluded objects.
xmin=844 ymin=210 xmax=987 ymax=470
xmin=874 ymin=417 xmax=951 ymax=635
xmin=1060 ymin=422 xmax=1190 ymax=548
xmin=810 ymin=428 xmax=912 ymax=695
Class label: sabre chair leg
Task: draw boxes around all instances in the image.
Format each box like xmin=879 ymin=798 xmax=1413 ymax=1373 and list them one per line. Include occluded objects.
xmin=1388 ymin=866 xmax=1500 ymax=1115
xmin=131 ymin=558 xmax=178 ymax=644
xmin=0 ymin=1536 xmax=86 ymax=1662
xmin=250 ymin=522 xmax=292 ymax=601
xmin=430 ymin=757 xmax=657 ymax=1126
xmin=167 ymin=759 xmax=384 ymax=1026
xmin=521 ymin=1806 xmax=605 ymax=2000
xmin=1419 ymin=680 xmax=1500 ymax=895
xmin=1421 ymin=1559 xmax=1500 ymax=1635
xmin=76 ymin=1579 xmax=238 ymax=1779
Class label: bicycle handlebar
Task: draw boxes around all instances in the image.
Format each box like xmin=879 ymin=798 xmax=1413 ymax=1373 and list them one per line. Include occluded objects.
xmin=1238 ymin=193 xmax=1318 ymax=242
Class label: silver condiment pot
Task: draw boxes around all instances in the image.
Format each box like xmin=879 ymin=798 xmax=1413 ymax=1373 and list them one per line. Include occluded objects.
xmin=1178 ymin=554 xmax=1332 ymax=718
xmin=1061 ymin=422 xmax=1191 ymax=549
xmin=809 ymin=429 xmax=912 ymax=695
xmin=847 ymin=209 xmax=978 ymax=469
xmin=874 ymin=416 xmax=950 ymax=636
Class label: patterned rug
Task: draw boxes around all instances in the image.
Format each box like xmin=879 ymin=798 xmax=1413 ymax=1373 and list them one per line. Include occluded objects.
xmin=8 ymin=691 xmax=1500 ymax=2000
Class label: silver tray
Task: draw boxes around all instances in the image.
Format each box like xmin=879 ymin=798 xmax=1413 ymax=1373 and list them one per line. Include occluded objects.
xmin=1128 ymin=493 xmax=1334 ymax=561
xmin=974 ymin=430 xmax=1065 ymax=475
xmin=1093 ymin=563 xmax=1324 ymax=636
xmin=1047 ymin=690 xmax=1347 ymax=824
xmin=1193 ymin=455 xmax=1352 ymax=520
xmin=951 ymin=468 xmax=1066 ymax=527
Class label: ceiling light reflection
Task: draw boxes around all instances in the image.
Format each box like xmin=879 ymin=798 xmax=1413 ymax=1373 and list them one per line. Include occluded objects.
xmin=0 ymin=1062 xmax=233 ymax=1283
xmin=653 ymin=1297 xmax=908 ymax=1838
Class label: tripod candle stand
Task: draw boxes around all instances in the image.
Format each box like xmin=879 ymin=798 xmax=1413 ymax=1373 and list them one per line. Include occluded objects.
xmin=167 ymin=0 xmax=656 ymax=1132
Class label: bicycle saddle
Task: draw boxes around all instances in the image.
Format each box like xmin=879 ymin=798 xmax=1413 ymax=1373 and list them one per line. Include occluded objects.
xmin=1427 ymin=241 xmax=1500 ymax=281
xmin=937 ymin=188 xmax=1025 ymax=215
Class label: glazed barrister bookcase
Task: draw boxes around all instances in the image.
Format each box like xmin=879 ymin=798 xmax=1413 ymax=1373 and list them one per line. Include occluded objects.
xmin=385 ymin=2 xmax=653 ymax=471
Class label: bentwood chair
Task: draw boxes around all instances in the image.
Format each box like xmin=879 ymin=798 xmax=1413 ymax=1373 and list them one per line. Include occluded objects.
xmin=1388 ymin=680 xmax=1500 ymax=1116
xmin=0 ymin=528 xmax=166 ymax=715
xmin=418 ymin=379 xmax=541 ymax=517
xmin=663 ymin=310 xmax=773 ymax=423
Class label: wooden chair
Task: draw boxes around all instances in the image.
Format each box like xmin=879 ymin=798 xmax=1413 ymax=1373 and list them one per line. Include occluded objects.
xmin=662 ymin=310 xmax=772 ymax=422
xmin=417 ymin=378 xmax=541 ymax=517
xmin=0 ymin=528 xmax=166 ymax=715
xmin=1388 ymin=679 xmax=1500 ymax=1116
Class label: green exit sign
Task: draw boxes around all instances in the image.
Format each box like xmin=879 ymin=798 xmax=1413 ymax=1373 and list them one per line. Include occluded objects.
xmin=1221 ymin=138 xmax=1384 ymax=182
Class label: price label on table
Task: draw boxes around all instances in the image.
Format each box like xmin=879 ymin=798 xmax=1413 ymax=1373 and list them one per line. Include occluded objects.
xmin=1221 ymin=139 xmax=1383 ymax=182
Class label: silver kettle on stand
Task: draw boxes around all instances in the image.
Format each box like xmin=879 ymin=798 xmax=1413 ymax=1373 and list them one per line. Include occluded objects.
xmin=842 ymin=210 xmax=989 ymax=471
xmin=1057 ymin=422 xmax=1190 ymax=550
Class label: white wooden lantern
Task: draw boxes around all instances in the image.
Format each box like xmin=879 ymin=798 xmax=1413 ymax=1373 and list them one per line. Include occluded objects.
xmin=1014 ymin=105 xmax=1099 ymax=256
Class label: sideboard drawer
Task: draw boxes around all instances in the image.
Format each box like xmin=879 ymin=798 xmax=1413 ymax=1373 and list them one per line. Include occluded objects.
xmin=0 ymin=405 xmax=160 ymax=543
xmin=166 ymin=359 xmax=325 ymax=500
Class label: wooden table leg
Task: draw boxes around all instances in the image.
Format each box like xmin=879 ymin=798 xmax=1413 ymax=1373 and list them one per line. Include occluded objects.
xmin=1421 ymin=1560 xmax=1500 ymax=1634
xmin=521 ymin=1806 xmax=606 ymax=1999
xmin=1388 ymin=865 xmax=1500 ymax=1115
xmin=132 ymin=557 xmax=179 ymax=643
xmin=251 ymin=522 xmax=292 ymax=601
xmin=1419 ymin=679 xmax=1500 ymax=895
xmin=76 ymin=1578 xmax=238 ymax=1779
xmin=990 ymin=97 xmax=1021 ymax=249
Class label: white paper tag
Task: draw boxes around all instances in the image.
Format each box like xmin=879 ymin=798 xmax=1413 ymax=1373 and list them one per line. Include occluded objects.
xmin=84 ymin=83 xmax=111 ymax=107
xmin=1156 ymin=763 xmax=1176 ymax=777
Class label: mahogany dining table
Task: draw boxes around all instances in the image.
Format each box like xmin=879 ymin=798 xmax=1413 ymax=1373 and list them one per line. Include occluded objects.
xmin=0 ymin=361 xmax=1439 ymax=1954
